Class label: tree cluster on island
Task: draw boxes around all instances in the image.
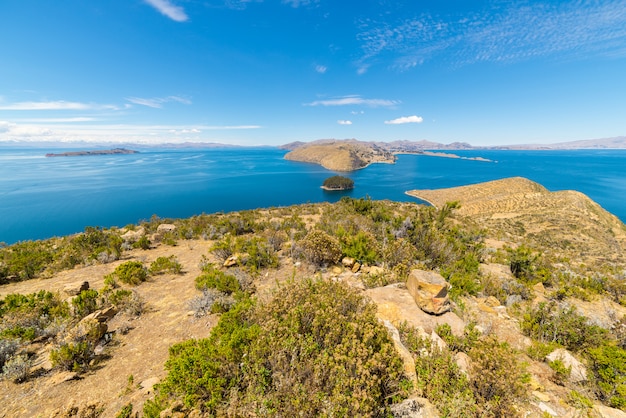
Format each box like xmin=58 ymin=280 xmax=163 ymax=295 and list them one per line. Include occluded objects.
xmin=322 ymin=175 xmax=354 ymax=190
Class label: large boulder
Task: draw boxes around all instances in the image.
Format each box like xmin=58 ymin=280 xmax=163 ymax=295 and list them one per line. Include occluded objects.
xmin=406 ymin=270 xmax=450 ymax=315
xmin=63 ymin=281 xmax=89 ymax=296
xmin=545 ymin=348 xmax=587 ymax=383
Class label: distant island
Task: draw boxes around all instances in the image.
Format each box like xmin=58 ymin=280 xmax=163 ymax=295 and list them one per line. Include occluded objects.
xmin=281 ymin=139 xmax=493 ymax=171
xmin=322 ymin=175 xmax=354 ymax=191
xmin=45 ymin=148 xmax=139 ymax=157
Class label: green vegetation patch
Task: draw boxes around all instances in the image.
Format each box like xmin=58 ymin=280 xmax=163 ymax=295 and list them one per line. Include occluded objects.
xmin=150 ymin=279 xmax=409 ymax=416
xmin=322 ymin=175 xmax=354 ymax=190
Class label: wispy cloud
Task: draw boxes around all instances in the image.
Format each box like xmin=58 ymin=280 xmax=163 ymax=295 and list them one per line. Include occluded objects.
xmin=0 ymin=101 xmax=110 ymax=111
xmin=0 ymin=120 xmax=261 ymax=143
xmin=126 ymin=96 xmax=192 ymax=108
xmin=357 ymin=1 xmax=626 ymax=71
xmin=384 ymin=115 xmax=423 ymax=125
xmin=337 ymin=120 xmax=352 ymax=125
xmin=144 ymin=0 xmax=189 ymax=22
xmin=305 ymin=95 xmax=399 ymax=107
xmin=282 ymin=0 xmax=318 ymax=8
xmin=315 ymin=65 xmax=327 ymax=74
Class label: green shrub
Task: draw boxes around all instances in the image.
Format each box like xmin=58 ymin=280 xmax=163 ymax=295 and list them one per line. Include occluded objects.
xmin=340 ymin=231 xmax=380 ymax=264
xmin=72 ymin=289 xmax=99 ymax=318
xmin=299 ymin=229 xmax=342 ymax=266
xmin=50 ymin=341 xmax=93 ymax=372
xmin=195 ymin=265 xmax=240 ymax=294
xmin=149 ymin=256 xmax=183 ymax=275
xmin=115 ymin=403 xmax=134 ymax=418
xmin=548 ymin=359 xmax=571 ymax=385
xmin=106 ymin=289 xmax=144 ymax=317
xmin=153 ymin=279 xmax=408 ymax=416
xmin=133 ymin=235 xmax=151 ymax=250
xmin=520 ymin=301 xmax=609 ymax=352
xmin=469 ymin=338 xmax=528 ymax=417
xmin=587 ymin=344 xmax=626 ymax=410
xmin=110 ymin=261 xmax=148 ymax=285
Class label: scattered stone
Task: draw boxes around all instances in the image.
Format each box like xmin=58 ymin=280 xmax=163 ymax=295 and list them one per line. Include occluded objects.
xmin=593 ymin=404 xmax=626 ymax=418
xmin=342 ymin=257 xmax=356 ymax=268
xmin=121 ymin=227 xmax=145 ymax=243
xmin=140 ymin=377 xmax=160 ymax=395
xmin=533 ymin=282 xmax=546 ymax=294
xmin=82 ymin=306 xmax=118 ymax=323
xmin=223 ymin=254 xmax=240 ymax=267
xmin=351 ymin=262 xmax=361 ymax=273
xmin=532 ymin=390 xmax=551 ymax=402
xmin=406 ymin=269 xmax=450 ymax=315
xmin=63 ymin=281 xmax=89 ymax=296
xmin=390 ymin=396 xmax=440 ymax=418
xmin=332 ymin=266 xmax=343 ymax=275
xmin=49 ymin=371 xmax=79 ymax=386
xmin=454 ymin=351 xmax=471 ymax=376
xmin=546 ymin=348 xmax=587 ymax=383
xmin=368 ymin=266 xmax=385 ymax=276
xmin=484 ymin=296 xmax=501 ymax=307
xmin=538 ymin=401 xmax=558 ymax=417
xmin=157 ymin=224 xmax=177 ymax=233
xmin=383 ymin=320 xmax=418 ymax=388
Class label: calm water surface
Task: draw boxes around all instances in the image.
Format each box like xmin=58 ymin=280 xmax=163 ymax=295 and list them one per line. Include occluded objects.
xmin=0 ymin=147 xmax=624 ymax=244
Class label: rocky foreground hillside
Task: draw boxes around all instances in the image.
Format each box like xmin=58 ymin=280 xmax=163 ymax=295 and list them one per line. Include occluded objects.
xmin=1 ymin=178 xmax=626 ymax=417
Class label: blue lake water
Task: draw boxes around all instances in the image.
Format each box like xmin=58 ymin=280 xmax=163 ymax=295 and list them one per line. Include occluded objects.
xmin=1 ymin=147 xmax=625 ymax=244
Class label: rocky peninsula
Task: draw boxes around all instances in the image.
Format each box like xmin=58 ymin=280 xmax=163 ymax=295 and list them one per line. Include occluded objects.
xmin=283 ymin=140 xmax=396 ymax=171
xmin=282 ymin=139 xmax=493 ymax=171
xmin=45 ymin=148 xmax=139 ymax=157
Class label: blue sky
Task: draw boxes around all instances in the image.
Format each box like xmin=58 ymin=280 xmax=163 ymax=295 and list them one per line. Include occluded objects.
xmin=1 ymin=0 xmax=625 ymax=146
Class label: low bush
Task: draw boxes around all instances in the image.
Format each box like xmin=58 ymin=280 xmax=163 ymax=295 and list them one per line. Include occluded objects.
xmin=1 ymin=353 xmax=31 ymax=382
xmin=587 ymin=344 xmax=626 ymax=410
xmin=109 ymin=261 xmax=148 ymax=285
xmin=72 ymin=289 xmax=99 ymax=318
xmin=299 ymin=229 xmax=342 ymax=266
xmin=195 ymin=265 xmax=240 ymax=294
xmin=149 ymin=255 xmax=183 ymax=275
xmin=152 ymin=279 xmax=409 ymax=416
xmin=520 ymin=301 xmax=609 ymax=352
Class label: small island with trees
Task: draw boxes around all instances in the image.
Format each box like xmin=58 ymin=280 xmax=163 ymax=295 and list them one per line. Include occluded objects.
xmin=322 ymin=175 xmax=354 ymax=191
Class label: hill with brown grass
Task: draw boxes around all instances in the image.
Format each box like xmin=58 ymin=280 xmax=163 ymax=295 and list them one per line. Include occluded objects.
xmin=283 ymin=140 xmax=396 ymax=171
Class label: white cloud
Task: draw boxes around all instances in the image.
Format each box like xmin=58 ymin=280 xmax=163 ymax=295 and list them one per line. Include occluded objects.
xmin=15 ymin=117 xmax=96 ymax=123
xmin=0 ymin=121 xmax=14 ymax=133
xmin=0 ymin=101 xmax=94 ymax=111
xmin=144 ymin=0 xmax=189 ymax=22
xmin=126 ymin=96 xmax=192 ymax=108
xmin=0 ymin=121 xmax=261 ymax=144
xmin=305 ymin=95 xmax=399 ymax=107
xmin=384 ymin=115 xmax=424 ymax=124
xmin=337 ymin=120 xmax=352 ymax=125
xmin=315 ymin=65 xmax=327 ymax=74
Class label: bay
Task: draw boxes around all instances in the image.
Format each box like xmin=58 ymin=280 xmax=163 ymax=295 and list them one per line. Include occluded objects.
xmin=0 ymin=146 xmax=625 ymax=244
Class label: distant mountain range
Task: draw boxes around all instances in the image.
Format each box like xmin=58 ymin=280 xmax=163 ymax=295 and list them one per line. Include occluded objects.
xmin=2 ymin=136 xmax=625 ymax=150
xmin=280 ymin=136 xmax=626 ymax=151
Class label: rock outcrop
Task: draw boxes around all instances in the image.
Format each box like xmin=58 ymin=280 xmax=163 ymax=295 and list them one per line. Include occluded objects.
xmin=406 ymin=270 xmax=451 ymax=315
